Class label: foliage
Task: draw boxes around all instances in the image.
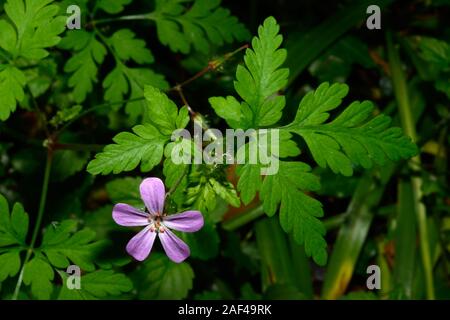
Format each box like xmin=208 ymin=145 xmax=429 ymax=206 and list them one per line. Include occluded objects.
xmin=0 ymin=0 xmax=449 ymax=301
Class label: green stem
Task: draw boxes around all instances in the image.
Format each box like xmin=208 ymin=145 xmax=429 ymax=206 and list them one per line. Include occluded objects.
xmin=387 ymin=31 xmax=435 ymax=299
xmin=323 ymin=212 xmax=349 ymax=231
xmin=90 ymin=13 xmax=156 ymax=26
xmin=166 ymin=165 xmax=189 ymax=199
xmin=222 ymin=204 xmax=265 ymax=231
xmin=12 ymin=151 xmax=52 ymax=300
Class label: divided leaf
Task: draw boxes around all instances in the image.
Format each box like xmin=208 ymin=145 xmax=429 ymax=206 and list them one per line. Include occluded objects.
xmin=418 ymin=37 xmax=450 ymax=68
xmin=133 ymin=253 xmax=194 ymax=299
xmin=0 ymin=251 xmax=21 ymax=282
xmin=88 ymin=86 xmax=188 ymax=175
xmin=40 ymin=220 xmax=103 ymax=271
xmin=58 ymin=270 xmax=133 ymax=300
xmin=260 ymin=162 xmax=326 ymax=265
xmin=23 ymin=256 xmax=54 ymax=300
xmin=87 ymin=124 xmax=168 ymax=175
xmin=286 ymin=82 xmax=418 ymax=176
xmin=110 ymin=29 xmax=154 ymax=64
xmin=0 ymin=66 xmax=26 ymax=121
xmin=154 ymin=0 xmax=249 ymax=54
xmin=0 ymin=194 xmax=29 ymax=247
xmin=237 ymin=162 xmax=327 ymax=265
xmin=103 ymin=67 xmax=169 ymax=120
xmin=60 ymin=31 xmax=107 ymax=103
xmin=0 ymin=0 xmax=66 ymax=60
xmin=210 ymin=16 xmax=289 ymax=128
xmin=97 ymin=0 xmax=132 ymax=14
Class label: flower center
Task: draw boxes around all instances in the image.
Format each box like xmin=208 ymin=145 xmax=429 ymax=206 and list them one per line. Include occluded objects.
xmin=148 ymin=215 xmax=165 ymax=233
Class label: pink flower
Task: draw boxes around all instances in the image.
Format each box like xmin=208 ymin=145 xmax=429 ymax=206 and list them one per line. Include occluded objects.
xmin=112 ymin=178 xmax=204 ymax=263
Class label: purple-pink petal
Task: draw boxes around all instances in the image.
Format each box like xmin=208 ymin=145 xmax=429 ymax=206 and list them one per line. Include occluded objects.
xmin=112 ymin=203 xmax=149 ymax=227
xmin=126 ymin=225 xmax=157 ymax=261
xmin=159 ymin=229 xmax=190 ymax=263
xmin=140 ymin=178 xmax=165 ymax=215
xmin=163 ymin=210 xmax=204 ymax=232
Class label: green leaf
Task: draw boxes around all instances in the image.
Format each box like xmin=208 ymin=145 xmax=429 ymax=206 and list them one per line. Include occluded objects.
xmin=186 ymin=168 xmax=240 ymax=213
xmin=236 ymin=163 xmax=261 ymax=205
xmin=0 ymin=66 xmax=26 ymax=121
xmin=103 ymin=67 xmax=129 ymax=105
xmin=418 ymin=37 xmax=450 ymax=68
xmin=0 ymin=194 xmax=29 ymax=246
xmin=51 ymin=149 xmax=89 ymax=182
xmin=91 ymin=86 xmax=188 ymax=174
xmin=0 ymin=0 xmax=66 ymax=60
xmin=106 ymin=177 xmax=142 ymax=207
xmin=103 ymin=67 xmax=168 ymax=120
xmin=181 ymin=222 xmax=219 ymax=260
xmin=144 ymin=85 xmax=188 ymax=135
xmin=0 ymin=251 xmax=21 ymax=282
xmin=210 ymin=16 xmax=288 ymax=128
xmin=259 ymin=161 xmax=327 ymax=265
xmin=124 ymin=68 xmax=169 ymax=120
xmin=87 ymin=124 xmax=168 ymax=175
xmin=154 ymin=0 xmax=249 ymax=54
xmin=110 ymin=29 xmax=154 ymax=64
xmin=40 ymin=220 xmax=103 ymax=271
xmin=60 ymin=31 xmax=107 ymax=103
xmin=49 ymin=105 xmax=82 ymax=127
xmin=286 ymin=82 xmax=418 ymax=176
xmin=209 ymin=178 xmax=240 ymax=207
xmin=23 ymin=256 xmax=54 ymax=300
xmin=97 ymin=0 xmax=132 ymax=14
xmin=209 ymin=96 xmax=246 ymax=129
xmin=234 ymin=17 xmax=288 ymax=127
xmin=134 ymin=253 xmax=194 ymax=299
xmin=58 ymin=270 xmax=133 ymax=300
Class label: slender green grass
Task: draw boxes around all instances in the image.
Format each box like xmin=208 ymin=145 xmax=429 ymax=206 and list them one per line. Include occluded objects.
xmin=321 ymin=167 xmax=394 ymax=299
xmin=387 ymin=32 xmax=435 ymax=299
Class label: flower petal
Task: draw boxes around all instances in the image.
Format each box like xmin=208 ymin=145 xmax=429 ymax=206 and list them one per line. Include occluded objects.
xmin=140 ymin=178 xmax=165 ymax=215
xmin=112 ymin=203 xmax=149 ymax=227
xmin=126 ymin=225 xmax=157 ymax=261
xmin=159 ymin=229 xmax=190 ymax=263
xmin=163 ymin=210 xmax=204 ymax=232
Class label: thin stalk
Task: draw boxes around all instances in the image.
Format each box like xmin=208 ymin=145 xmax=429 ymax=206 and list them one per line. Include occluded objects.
xmin=387 ymin=32 xmax=435 ymax=299
xmin=222 ymin=204 xmax=265 ymax=231
xmin=165 ymin=166 xmax=189 ymax=200
xmin=12 ymin=151 xmax=53 ymax=300
xmin=323 ymin=212 xmax=349 ymax=231
xmin=90 ymin=13 xmax=156 ymax=27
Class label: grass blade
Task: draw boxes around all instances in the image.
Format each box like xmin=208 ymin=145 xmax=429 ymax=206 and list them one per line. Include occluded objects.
xmin=321 ymin=167 xmax=394 ymax=299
